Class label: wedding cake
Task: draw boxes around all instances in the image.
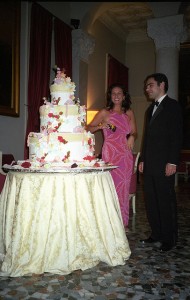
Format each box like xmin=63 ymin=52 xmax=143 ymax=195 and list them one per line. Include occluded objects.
xmin=13 ymin=68 xmax=106 ymax=170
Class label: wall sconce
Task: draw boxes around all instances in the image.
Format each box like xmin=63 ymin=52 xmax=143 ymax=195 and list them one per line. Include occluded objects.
xmin=86 ymin=110 xmax=98 ymax=124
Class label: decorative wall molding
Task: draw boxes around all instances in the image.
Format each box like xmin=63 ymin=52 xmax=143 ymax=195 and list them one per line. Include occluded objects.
xmin=72 ymin=29 xmax=95 ymax=63
xmin=147 ymin=15 xmax=187 ymax=50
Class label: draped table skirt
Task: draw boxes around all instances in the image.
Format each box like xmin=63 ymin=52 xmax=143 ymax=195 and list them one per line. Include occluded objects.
xmin=0 ymin=170 xmax=131 ymax=277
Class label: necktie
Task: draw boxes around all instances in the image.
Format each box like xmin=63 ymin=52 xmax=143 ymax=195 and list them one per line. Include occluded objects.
xmin=154 ymin=101 xmax=159 ymax=107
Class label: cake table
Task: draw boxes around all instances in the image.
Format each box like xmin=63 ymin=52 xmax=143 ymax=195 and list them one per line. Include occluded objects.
xmin=0 ymin=167 xmax=131 ymax=277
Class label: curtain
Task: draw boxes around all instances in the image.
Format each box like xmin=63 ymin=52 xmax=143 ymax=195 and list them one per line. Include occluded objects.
xmin=54 ymin=18 xmax=72 ymax=77
xmin=24 ymin=3 xmax=52 ymax=159
xmin=107 ymin=54 xmax=128 ymax=90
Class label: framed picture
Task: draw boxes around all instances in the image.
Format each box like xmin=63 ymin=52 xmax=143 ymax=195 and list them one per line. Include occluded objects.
xmin=0 ymin=1 xmax=20 ymax=117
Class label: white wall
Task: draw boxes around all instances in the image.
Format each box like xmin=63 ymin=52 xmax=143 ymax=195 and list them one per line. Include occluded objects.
xmin=125 ymin=40 xmax=156 ymax=152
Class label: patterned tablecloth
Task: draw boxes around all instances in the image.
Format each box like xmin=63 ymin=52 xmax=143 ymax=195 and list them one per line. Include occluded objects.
xmin=0 ymin=170 xmax=131 ymax=277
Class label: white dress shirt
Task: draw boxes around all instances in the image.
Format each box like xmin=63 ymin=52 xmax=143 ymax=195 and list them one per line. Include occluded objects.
xmin=152 ymin=94 xmax=167 ymax=115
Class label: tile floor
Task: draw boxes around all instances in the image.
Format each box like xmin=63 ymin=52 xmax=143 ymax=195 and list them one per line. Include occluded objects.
xmin=0 ymin=177 xmax=190 ymax=300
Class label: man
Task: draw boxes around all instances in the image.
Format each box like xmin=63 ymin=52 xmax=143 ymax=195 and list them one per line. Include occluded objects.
xmin=139 ymin=73 xmax=183 ymax=252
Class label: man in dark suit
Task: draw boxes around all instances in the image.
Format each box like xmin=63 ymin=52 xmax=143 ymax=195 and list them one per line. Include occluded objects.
xmin=139 ymin=73 xmax=183 ymax=252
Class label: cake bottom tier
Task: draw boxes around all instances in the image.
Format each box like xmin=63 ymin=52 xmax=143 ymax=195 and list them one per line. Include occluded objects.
xmin=28 ymin=132 xmax=95 ymax=163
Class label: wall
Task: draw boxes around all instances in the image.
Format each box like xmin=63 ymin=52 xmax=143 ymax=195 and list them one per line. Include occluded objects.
xmin=125 ymin=40 xmax=155 ymax=152
xmin=39 ymin=1 xmax=71 ymax=23
xmin=0 ymin=2 xmax=29 ymax=160
xmin=87 ymin=19 xmax=126 ymax=154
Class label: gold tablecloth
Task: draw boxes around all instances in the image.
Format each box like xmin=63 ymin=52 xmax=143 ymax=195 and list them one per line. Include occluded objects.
xmin=0 ymin=171 xmax=131 ymax=277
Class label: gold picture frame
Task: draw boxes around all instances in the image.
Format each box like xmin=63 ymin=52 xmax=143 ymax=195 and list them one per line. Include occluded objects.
xmin=0 ymin=1 xmax=20 ymax=117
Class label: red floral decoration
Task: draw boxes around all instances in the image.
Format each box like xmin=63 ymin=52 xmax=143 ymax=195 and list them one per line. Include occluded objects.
xmin=83 ymin=155 xmax=96 ymax=162
xmin=62 ymin=151 xmax=70 ymax=162
xmin=58 ymin=136 xmax=68 ymax=144
xmin=88 ymin=138 xmax=93 ymax=145
xmin=21 ymin=162 xmax=31 ymax=168
xmin=48 ymin=113 xmax=60 ymax=119
xmin=93 ymin=162 xmax=100 ymax=167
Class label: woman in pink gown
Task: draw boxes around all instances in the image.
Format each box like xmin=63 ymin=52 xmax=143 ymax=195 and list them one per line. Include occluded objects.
xmin=87 ymin=83 xmax=137 ymax=229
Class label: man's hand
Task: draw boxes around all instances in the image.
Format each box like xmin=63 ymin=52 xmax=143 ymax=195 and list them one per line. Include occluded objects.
xmin=139 ymin=162 xmax=144 ymax=173
xmin=165 ymin=163 xmax=176 ymax=176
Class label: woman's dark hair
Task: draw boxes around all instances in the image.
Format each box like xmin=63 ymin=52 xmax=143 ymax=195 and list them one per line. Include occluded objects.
xmin=145 ymin=73 xmax=168 ymax=93
xmin=106 ymin=83 xmax=131 ymax=113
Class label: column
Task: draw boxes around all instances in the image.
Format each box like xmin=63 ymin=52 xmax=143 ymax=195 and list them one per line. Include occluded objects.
xmin=147 ymin=15 xmax=186 ymax=100
xmin=72 ymin=29 xmax=95 ymax=104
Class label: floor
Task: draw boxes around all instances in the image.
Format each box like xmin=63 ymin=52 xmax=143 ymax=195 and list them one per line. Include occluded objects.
xmin=0 ymin=177 xmax=190 ymax=300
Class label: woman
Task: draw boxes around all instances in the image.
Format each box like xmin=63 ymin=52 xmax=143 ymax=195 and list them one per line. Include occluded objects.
xmin=87 ymin=83 xmax=137 ymax=230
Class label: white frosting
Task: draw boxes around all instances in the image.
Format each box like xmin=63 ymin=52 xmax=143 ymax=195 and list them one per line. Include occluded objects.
xmin=39 ymin=104 xmax=85 ymax=133
xmin=51 ymin=91 xmax=74 ymax=105
xmin=28 ymin=132 xmax=95 ymax=163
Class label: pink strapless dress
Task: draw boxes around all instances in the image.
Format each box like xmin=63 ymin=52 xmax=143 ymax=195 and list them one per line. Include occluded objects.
xmin=102 ymin=112 xmax=133 ymax=226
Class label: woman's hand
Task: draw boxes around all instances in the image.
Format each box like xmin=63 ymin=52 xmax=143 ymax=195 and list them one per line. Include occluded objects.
xmin=98 ymin=122 xmax=110 ymax=129
xmin=126 ymin=134 xmax=135 ymax=150
xmin=86 ymin=109 xmax=109 ymax=133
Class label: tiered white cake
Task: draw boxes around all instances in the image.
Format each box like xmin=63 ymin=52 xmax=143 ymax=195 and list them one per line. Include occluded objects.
xmin=26 ymin=68 xmax=96 ymax=167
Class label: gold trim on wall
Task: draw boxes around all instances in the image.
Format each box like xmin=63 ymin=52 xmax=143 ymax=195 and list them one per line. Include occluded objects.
xmin=0 ymin=1 xmax=20 ymax=117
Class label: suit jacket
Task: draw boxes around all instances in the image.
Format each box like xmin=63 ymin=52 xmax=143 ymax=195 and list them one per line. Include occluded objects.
xmin=141 ymin=95 xmax=183 ymax=175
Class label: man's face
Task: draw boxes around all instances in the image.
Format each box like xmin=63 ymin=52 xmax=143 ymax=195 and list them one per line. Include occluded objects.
xmin=145 ymin=78 xmax=164 ymax=100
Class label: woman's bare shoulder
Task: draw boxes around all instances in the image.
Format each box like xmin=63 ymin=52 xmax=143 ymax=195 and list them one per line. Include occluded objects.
xmin=126 ymin=108 xmax=134 ymax=119
xmin=100 ymin=108 xmax=110 ymax=116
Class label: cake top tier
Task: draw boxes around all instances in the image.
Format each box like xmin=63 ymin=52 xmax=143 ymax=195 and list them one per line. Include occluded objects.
xmin=50 ymin=67 xmax=76 ymax=94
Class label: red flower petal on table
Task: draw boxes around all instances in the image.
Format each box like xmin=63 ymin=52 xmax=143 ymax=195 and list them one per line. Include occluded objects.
xmin=93 ymin=162 xmax=100 ymax=167
xmin=21 ymin=162 xmax=31 ymax=168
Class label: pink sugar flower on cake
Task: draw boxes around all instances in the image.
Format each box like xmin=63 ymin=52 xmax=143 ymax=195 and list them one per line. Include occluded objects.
xmin=65 ymin=77 xmax=71 ymax=83
xmin=73 ymin=126 xmax=83 ymax=133
xmin=88 ymin=138 xmax=93 ymax=145
xmin=89 ymin=145 xmax=94 ymax=151
xmin=54 ymin=68 xmax=65 ymax=84
xmin=52 ymin=97 xmax=61 ymax=105
xmin=62 ymin=151 xmax=70 ymax=162
xmin=49 ymin=128 xmax=55 ymax=133
xmin=38 ymin=153 xmax=48 ymax=163
xmin=58 ymin=136 xmax=68 ymax=144
xmin=43 ymin=97 xmax=51 ymax=106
